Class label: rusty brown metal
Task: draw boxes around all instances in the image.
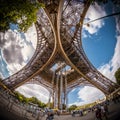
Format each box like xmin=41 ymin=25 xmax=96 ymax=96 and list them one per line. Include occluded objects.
xmin=1 ymin=0 xmax=119 ymax=105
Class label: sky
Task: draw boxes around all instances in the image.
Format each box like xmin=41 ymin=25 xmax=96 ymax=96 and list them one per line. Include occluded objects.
xmin=0 ymin=1 xmax=120 ymax=106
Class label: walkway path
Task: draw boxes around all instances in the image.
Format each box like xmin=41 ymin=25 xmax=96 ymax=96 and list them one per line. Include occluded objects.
xmin=0 ymin=100 xmax=120 ymax=120
xmin=41 ymin=101 xmax=120 ymax=120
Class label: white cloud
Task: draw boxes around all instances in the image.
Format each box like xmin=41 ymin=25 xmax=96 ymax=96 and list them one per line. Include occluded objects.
xmin=98 ymin=18 xmax=120 ymax=82
xmin=83 ymin=2 xmax=106 ymax=36
xmin=0 ymin=72 xmax=4 ymax=79
xmin=70 ymin=88 xmax=76 ymax=93
xmin=98 ymin=39 xmax=120 ymax=82
xmin=21 ymin=42 xmax=35 ymax=62
xmin=69 ymin=86 xmax=105 ymax=106
xmin=0 ymin=24 xmax=37 ymax=76
xmin=24 ymin=24 xmax=37 ymax=49
xmin=16 ymin=84 xmax=50 ymax=103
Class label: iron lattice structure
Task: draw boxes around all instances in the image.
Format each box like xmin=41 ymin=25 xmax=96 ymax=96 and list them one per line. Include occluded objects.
xmin=1 ymin=0 xmax=119 ymax=109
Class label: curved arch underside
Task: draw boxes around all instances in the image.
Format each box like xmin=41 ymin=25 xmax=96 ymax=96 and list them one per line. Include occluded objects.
xmin=2 ymin=0 xmax=119 ymax=96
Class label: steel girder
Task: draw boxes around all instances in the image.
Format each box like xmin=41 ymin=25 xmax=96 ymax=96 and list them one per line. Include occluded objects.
xmin=59 ymin=0 xmax=119 ymax=94
xmin=2 ymin=9 xmax=55 ymax=89
xmin=1 ymin=0 xmax=119 ymax=95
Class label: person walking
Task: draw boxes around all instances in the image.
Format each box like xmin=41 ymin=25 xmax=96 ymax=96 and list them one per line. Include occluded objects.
xmin=95 ymin=107 xmax=102 ymax=120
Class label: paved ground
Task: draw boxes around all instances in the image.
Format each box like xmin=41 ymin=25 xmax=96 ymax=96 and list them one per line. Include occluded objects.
xmin=40 ymin=101 xmax=120 ymax=120
xmin=0 ymin=100 xmax=120 ymax=120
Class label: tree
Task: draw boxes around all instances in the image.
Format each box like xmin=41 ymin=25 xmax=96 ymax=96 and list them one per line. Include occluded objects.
xmin=14 ymin=91 xmax=47 ymax=108
xmin=0 ymin=0 xmax=44 ymax=32
xmin=62 ymin=104 xmax=66 ymax=110
xmin=115 ymin=68 xmax=120 ymax=85
xmin=68 ymin=105 xmax=77 ymax=111
xmin=46 ymin=102 xmax=53 ymax=108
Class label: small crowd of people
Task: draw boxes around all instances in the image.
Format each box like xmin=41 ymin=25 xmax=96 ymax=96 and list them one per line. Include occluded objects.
xmin=45 ymin=108 xmax=60 ymax=120
xmin=112 ymin=94 xmax=120 ymax=103
xmin=71 ymin=110 xmax=84 ymax=117
xmin=95 ymin=103 xmax=109 ymax=120
xmin=95 ymin=94 xmax=120 ymax=120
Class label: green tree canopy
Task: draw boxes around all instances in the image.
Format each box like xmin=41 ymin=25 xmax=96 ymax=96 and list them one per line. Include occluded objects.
xmin=0 ymin=0 xmax=44 ymax=32
xmin=68 ymin=105 xmax=77 ymax=111
xmin=115 ymin=68 xmax=120 ymax=85
xmin=14 ymin=91 xmax=47 ymax=108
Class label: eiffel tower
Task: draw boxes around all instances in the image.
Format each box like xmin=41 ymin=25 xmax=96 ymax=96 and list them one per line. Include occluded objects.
xmin=1 ymin=0 xmax=119 ymax=109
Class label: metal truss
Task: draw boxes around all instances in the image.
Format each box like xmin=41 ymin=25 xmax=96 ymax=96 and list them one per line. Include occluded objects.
xmin=60 ymin=0 xmax=119 ymax=94
xmin=1 ymin=0 xmax=120 ymax=108
xmin=2 ymin=9 xmax=55 ymax=89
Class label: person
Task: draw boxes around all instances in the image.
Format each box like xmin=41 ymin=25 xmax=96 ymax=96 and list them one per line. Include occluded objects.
xmin=46 ymin=109 xmax=54 ymax=120
xmin=95 ymin=107 xmax=102 ymax=120
xmin=56 ymin=110 xmax=60 ymax=116
xmin=102 ymin=104 xmax=108 ymax=120
xmin=72 ymin=111 xmax=75 ymax=117
xmin=36 ymin=109 xmax=44 ymax=120
xmin=79 ymin=110 xmax=83 ymax=116
xmin=7 ymin=95 xmax=13 ymax=112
